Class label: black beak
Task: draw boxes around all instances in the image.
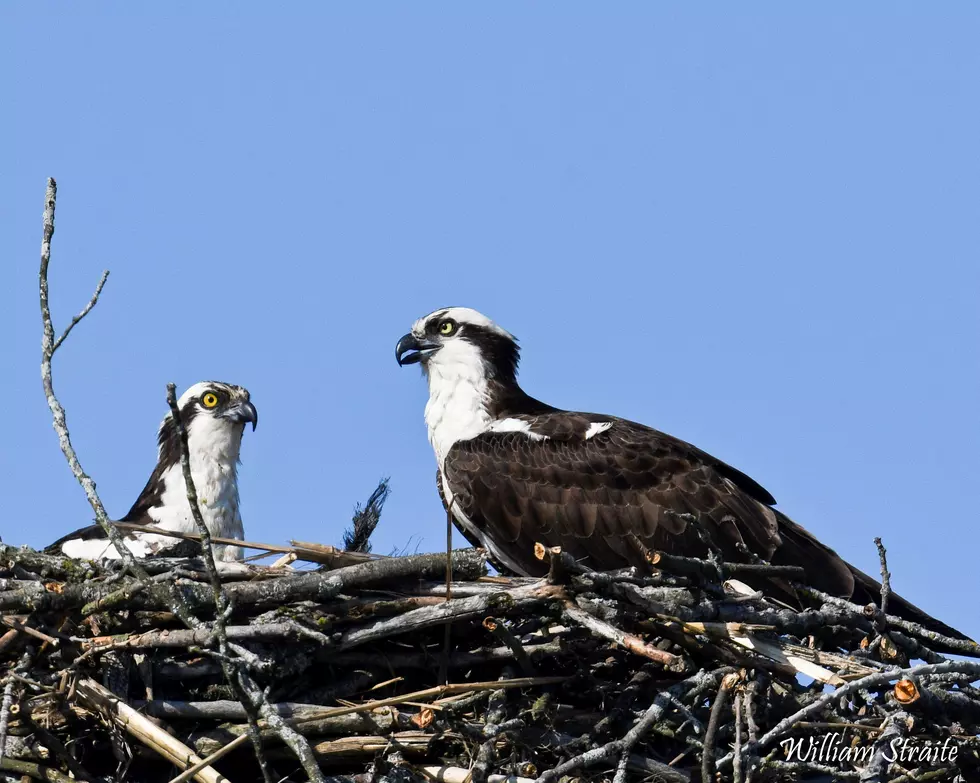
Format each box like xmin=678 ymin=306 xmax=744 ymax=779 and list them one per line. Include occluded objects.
xmin=222 ymin=400 xmax=258 ymax=431
xmin=396 ymin=333 xmax=440 ymax=366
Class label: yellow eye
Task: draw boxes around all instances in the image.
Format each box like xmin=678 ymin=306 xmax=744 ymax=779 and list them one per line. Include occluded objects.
xmin=202 ymin=392 xmax=219 ymax=409
xmin=439 ymin=319 xmax=457 ymax=335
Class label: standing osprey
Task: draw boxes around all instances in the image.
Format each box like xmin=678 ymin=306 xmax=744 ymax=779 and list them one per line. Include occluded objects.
xmin=396 ymin=307 xmax=965 ymax=638
xmin=50 ymin=381 xmax=257 ymax=562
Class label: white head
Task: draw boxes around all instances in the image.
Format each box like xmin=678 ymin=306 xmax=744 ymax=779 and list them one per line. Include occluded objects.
xmin=395 ymin=307 xmax=521 ymax=464
xmin=160 ymin=381 xmax=258 ymax=467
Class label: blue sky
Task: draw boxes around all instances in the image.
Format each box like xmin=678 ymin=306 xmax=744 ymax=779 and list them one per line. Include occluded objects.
xmin=2 ymin=6 xmax=977 ymax=637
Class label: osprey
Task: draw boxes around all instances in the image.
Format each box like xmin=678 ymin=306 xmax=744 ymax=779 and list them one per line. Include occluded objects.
xmin=50 ymin=381 xmax=257 ymax=562
xmin=396 ymin=307 xmax=965 ymax=638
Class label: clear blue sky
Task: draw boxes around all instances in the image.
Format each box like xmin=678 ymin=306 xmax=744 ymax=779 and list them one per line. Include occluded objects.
xmin=2 ymin=6 xmax=977 ymax=637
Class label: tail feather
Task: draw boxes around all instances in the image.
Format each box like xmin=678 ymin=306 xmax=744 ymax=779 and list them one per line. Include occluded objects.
xmin=45 ymin=523 xmax=108 ymax=555
xmin=59 ymin=536 xmax=130 ymax=560
xmin=770 ymin=511 xmax=972 ymax=644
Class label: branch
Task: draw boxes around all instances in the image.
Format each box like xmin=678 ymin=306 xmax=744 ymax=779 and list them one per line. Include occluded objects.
xmin=537 ymin=668 xmax=723 ymax=783
xmin=51 ymin=270 xmax=109 ymax=354
xmin=38 ymin=178 xmax=143 ymax=574
xmin=717 ymin=659 xmax=980 ymax=769
xmin=167 ymin=382 xmax=319 ymax=783
xmin=874 ymin=536 xmax=892 ymax=622
xmin=701 ymin=672 xmax=739 ymax=783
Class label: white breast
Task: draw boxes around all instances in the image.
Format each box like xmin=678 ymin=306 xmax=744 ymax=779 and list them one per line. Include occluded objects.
xmin=147 ymin=460 xmax=244 ymax=561
xmin=424 ymin=355 xmax=494 ymax=465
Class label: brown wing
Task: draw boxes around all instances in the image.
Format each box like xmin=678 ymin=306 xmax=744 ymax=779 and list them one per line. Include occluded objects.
xmin=443 ymin=417 xmax=855 ymax=597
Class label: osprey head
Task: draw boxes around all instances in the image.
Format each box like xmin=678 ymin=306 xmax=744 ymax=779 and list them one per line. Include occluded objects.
xmin=159 ymin=381 xmax=258 ymax=465
xmin=173 ymin=381 xmax=258 ymax=432
xmin=395 ymin=307 xmax=519 ymax=382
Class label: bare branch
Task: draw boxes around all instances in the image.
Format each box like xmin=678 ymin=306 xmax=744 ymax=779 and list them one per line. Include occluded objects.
xmin=167 ymin=382 xmax=321 ymax=783
xmin=874 ymin=536 xmax=892 ymax=620
xmin=51 ymin=269 xmax=110 ymax=354
xmin=38 ymin=178 xmax=135 ymax=570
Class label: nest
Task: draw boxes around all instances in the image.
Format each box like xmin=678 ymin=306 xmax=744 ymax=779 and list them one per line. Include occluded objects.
xmin=0 ymin=535 xmax=977 ymax=783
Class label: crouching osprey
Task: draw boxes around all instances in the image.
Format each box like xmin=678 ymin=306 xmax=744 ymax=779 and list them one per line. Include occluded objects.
xmin=49 ymin=381 xmax=257 ymax=562
xmin=396 ymin=307 xmax=967 ymax=639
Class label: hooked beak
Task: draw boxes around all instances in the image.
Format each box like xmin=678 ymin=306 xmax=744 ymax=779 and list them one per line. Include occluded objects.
xmin=395 ymin=333 xmax=440 ymax=366
xmin=221 ymin=399 xmax=258 ymax=431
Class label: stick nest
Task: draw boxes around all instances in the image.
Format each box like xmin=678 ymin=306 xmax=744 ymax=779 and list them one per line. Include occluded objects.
xmin=0 ymin=540 xmax=977 ymax=783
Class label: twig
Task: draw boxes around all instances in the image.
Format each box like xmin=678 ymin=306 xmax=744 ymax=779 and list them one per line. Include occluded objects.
xmin=74 ymin=678 xmax=225 ymax=783
xmin=733 ymin=691 xmax=744 ymax=783
xmin=170 ymin=677 xmax=565 ymax=783
xmin=420 ymin=767 xmax=534 ymax=783
xmin=483 ymin=617 xmax=536 ymax=677
xmin=0 ymin=617 xmax=61 ymax=647
xmin=0 ymin=756 xmax=79 ymax=783
xmin=562 ymin=600 xmax=684 ymax=670
xmin=0 ymin=652 xmax=29 ymax=764
xmin=717 ymin=659 xmax=980 ymax=768
xmin=51 ymin=270 xmax=109 ymax=354
xmin=874 ymin=536 xmax=892 ymax=625
xmin=439 ymin=503 xmax=455 ymax=686
xmin=167 ymin=383 xmax=298 ymax=783
xmin=701 ymin=672 xmax=738 ymax=783
xmin=38 ymin=179 xmax=150 ymax=580
xmin=859 ymin=710 xmax=909 ymax=783
xmin=539 ymin=669 xmax=723 ymax=783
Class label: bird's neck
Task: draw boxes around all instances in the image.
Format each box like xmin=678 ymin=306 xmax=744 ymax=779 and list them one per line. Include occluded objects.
xmin=149 ymin=421 xmax=244 ymax=551
xmin=155 ymin=418 xmax=244 ymax=500
xmin=424 ymin=361 xmax=495 ymax=465
xmin=424 ymin=364 xmax=555 ymax=465
xmin=188 ymin=419 xmax=244 ymax=473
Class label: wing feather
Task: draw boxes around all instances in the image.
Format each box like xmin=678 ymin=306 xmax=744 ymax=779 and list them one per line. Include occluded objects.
xmin=442 ymin=415 xmax=853 ymax=598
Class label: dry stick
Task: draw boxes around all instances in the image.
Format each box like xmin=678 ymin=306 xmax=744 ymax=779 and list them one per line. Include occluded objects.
xmin=83 ymin=623 xmax=331 ymax=651
xmin=562 ymin=601 xmax=684 ymax=670
xmin=22 ymin=702 xmax=94 ymax=782
xmin=38 ymin=180 xmax=138 ymax=575
xmin=0 ymin=756 xmax=78 ymax=783
xmin=75 ymin=678 xmax=225 ymax=783
xmin=51 ymin=271 xmax=109 ymax=353
xmin=37 ymin=180 xmax=300 ymax=783
xmin=539 ymin=668 xmax=721 ymax=783
xmin=795 ymin=585 xmax=979 ymax=656
xmin=37 ymin=180 xmax=206 ymax=629
xmin=169 ymin=677 xmax=564 ymax=783
xmin=0 ymin=617 xmax=61 ymax=647
xmin=37 ymin=179 xmax=236 ymax=780
xmin=482 ymin=617 xmax=536 ymax=677
xmin=165 ymin=384 xmax=278 ymax=783
xmin=89 ymin=523 xmax=296 ymax=556
xmin=732 ymin=692 xmax=744 ymax=783
xmin=0 ymin=630 xmax=19 ymax=657
xmin=439 ymin=503 xmax=455 ymax=686
xmin=701 ymin=672 xmax=739 ymax=783
xmin=716 ymin=659 xmax=980 ymax=770
xmin=0 ymin=651 xmax=30 ymax=765
xmin=166 ymin=384 xmax=323 ymax=783
xmin=419 ymin=767 xmax=534 ymax=783
xmin=73 ymin=522 xmax=377 ymax=568
xmin=858 ymin=710 xmax=909 ymax=783
xmin=874 ymin=536 xmax=891 ymax=623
